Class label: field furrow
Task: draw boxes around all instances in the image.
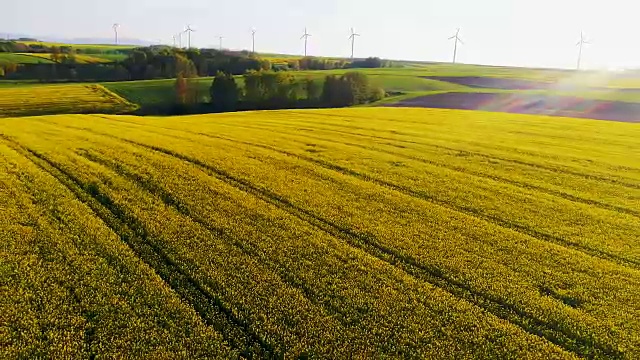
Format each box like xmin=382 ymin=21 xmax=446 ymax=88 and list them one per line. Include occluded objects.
xmin=0 ymin=85 xmax=138 ymax=117
xmin=211 ymin=121 xmax=640 ymax=218
xmin=255 ymin=111 xmax=640 ymax=185
xmin=72 ymin=117 xmax=638 ymax=269
xmin=198 ymin=130 xmax=640 ymax=268
xmin=2 ymin=108 xmax=639 ymax=358
xmin=0 ymin=140 xmax=233 ymax=359
xmin=29 ymin=120 xmax=635 ymax=358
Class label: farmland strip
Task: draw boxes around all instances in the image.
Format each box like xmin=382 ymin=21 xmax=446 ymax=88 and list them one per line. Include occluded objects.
xmin=0 ymin=135 xmax=271 ymax=357
xmin=86 ymin=115 xmax=640 ymax=216
xmin=113 ymin=135 xmax=619 ymax=358
xmin=44 ymin=120 xmax=640 ymax=269
xmin=206 ymin=121 xmax=640 ymax=218
xmin=2 ymin=124 xmax=576 ymax=357
xmin=75 ymin=148 xmax=358 ymax=325
xmin=257 ymin=116 xmax=640 ymax=189
xmin=190 ymin=131 xmax=640 ymax=270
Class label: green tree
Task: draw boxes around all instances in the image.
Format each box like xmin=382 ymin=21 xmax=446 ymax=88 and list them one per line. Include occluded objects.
xmin=59 ymin=49 xmax=77 ymax=64
xmin=305 ymin=78 xmax=322 ymax=102
xmin=369 ymin=87 xmax=386 ymax=102
xmin=210 ymin=72 xmax=239 ymax=111
xmin=321 ymin=75 xmax=344 ymax=107
xmin=175 ymin=73 xmax=188 ymax=104
xmin=321 ymin=72 xmax=374 ymax=107
xmin=175 ymin=53 xmax=197 ymax=78
xmin=243 ymin=71 xmax=262 ymax=103
xmin=4 ymin=62 xmax=18 ymax=75
xmin=50 ymin=46 xmax=62 ymax=63
xmin=260 ymin=59 xmax=272 ymax=71
xmin=174 ymin=53 xmax=199 ymax=104
xmin=342 ymin=71 xmax=370 ymax=105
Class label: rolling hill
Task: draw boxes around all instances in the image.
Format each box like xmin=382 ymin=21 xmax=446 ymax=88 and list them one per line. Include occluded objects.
xmin=1 ymin=108 xmax=639 ymax=358
xmin=0 ymin=84 xmax=138 ymax=117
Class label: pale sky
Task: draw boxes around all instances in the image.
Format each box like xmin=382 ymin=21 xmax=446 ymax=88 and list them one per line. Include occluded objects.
xmin=3 ymin=0 xmax=638 ymax=69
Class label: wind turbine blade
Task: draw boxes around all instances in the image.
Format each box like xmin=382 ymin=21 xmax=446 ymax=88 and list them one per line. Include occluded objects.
xmin=448 ymin=35 xmax=456 ymax=40
xmin=458 ymin=38 xmax=464 ymax=45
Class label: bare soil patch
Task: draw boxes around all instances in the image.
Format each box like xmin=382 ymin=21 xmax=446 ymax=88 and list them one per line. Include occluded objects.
xmin=425 ymin=76 xmax=640 ymax=92
xmin=388 ymin=92 xmax=640 ymax=122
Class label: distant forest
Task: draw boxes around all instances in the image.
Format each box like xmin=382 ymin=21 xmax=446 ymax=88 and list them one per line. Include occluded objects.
xmin=0 ymin=41 xmax=390 ymax=82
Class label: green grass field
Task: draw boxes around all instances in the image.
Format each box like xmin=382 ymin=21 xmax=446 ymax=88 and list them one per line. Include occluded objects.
xmin=15 ymin=53 xmax=116 ymax=64
xmin=101 ymin=67 xmax=640 ymax=110
xmin=1 ymin=108 xmax=639 ymax=358
xmin=104 ymin=78 xmax=213 ymax=107
xmin=102 ymin=71 xmax=472 ymax=108
xmin=0 ymin=84 xmax=138 ymax=117
xmin=89 ymin=53 xmax=128 ymax=62
xmin=0 ymin=53 xmax=55 ymax=65
xmin=1 ymin=52 xmax=126 ymax=66
xmin=1 ymin=61 xmax=637 ymax=117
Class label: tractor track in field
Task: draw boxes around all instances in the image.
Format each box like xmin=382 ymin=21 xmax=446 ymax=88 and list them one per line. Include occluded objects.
xmin=256 ymin=116 xmax=640 ymax=190
xmin=210 ymin=121 xmax=640 ymax=219
xmin=190 ymin=131 xmax=640 ymax=272
xmin=0 ymin=134 xmax=275 ymax=359
xmin=45 ymin=120 xmax=640 ymax=271
xmin=282 ymin=110 xmax=640 ymax=156
xmin=81 ymin=116 xmax=640 ymax=219
xmin=81 ymin=131 xmax=620 ymax=359
xmin=89 ymin=113 xmax=640 ymax=190
xmin=75 ymin=147 xmax=368 ymax=330
xmin=26 ymin=122 xmax=627 ymax=357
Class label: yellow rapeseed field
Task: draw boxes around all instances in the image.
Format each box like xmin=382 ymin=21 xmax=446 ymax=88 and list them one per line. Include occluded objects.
xmin=0 ymin=84 xmax=137 ymax=117
xmin=16 ymin=53 xmax=114 ymax=64
xmin=1 ymin=108 xmax=639 ymax=358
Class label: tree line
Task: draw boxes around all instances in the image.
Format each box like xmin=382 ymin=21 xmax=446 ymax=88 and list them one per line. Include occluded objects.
xmin=1 ymin=41 xmax=390 ymax=82
xmin=172 ymin=70 xmax=386 ymax=113
xmin=0 ymin=41 xmax=127 ymax=55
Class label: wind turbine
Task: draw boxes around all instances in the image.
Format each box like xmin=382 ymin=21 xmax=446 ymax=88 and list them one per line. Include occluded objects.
xmin=576 ymin=31 xmax=590 ymax=70
xmin=184 ymin=25 xmax=195 ymax=49
xmin=448 ymin=28 xmax=464 ymax=63
xmin=112 ymin=24 xmax=120 ymax=45
xmin=300 ymin=28 xmax=311 ymax=57
xmin=251 ymin=29 xmax=257 ymax=53
xmin=348 ymin=28 xmax=360 ymax=59
xmin=218 ymin=36 xmax=224 ymax=51
xmin=172 ymin=34 xmax=177 ymax=47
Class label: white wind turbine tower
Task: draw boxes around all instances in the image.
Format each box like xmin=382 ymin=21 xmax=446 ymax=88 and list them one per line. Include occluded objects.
xmin=576 ymin=31 xmax=591 ymax=70
xmin=251 ymin=29 xmax=257 ymax=53
xmin=218 ymin=36 xmax=224 ymax=50
xmin=184 ymin=25 xmax=195 ymax=49
xmin=349 ymin=28 xmax=360 ymax=59
xmin=301 ymin=28 xmax=311 ymax=57
xmin=176 ymin=32 xmax=182 ymax=48
xmin=449 ymin=28 xmax=464 ymax=64
xmin=112 ymin=24 xmax=120 ymax=45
